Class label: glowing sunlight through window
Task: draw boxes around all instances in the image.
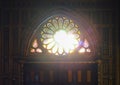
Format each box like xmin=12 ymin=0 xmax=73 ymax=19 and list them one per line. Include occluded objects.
xmin=40 ymin=17 xmax=80 ymax=55
xmin=30 ymin=16 xmax=91 ymax=55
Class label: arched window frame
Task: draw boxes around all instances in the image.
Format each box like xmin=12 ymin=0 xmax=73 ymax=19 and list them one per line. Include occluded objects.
xmin=21 ymin=8 xmax=99 ymax=57
xmin=28 ymin=15 xmax=94 ymax=56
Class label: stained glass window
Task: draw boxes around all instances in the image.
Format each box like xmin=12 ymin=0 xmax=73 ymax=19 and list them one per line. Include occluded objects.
xmin=78 ymin=39 xmax=91 ymax=53
xmin=30 ymin=39 xmax=42 ymax=53
xmin=41 ymin=17 xmax=80 ymax=55
xmin=30 ymin=16 xmax=91 ymax=55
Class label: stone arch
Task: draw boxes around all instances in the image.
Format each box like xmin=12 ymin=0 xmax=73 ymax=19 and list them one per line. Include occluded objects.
xmin=21 ymin=7 xmax=99 ymax=57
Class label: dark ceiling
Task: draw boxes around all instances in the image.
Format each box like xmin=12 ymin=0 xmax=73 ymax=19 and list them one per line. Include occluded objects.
xmin=0 ymin=0 xmax=119 ymax=9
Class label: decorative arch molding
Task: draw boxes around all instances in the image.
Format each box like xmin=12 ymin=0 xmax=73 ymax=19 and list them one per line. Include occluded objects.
xmin=17 ymin=8 xmax=101 ymax=85
xmin=21 ymin=8 xmax=99 ymax=57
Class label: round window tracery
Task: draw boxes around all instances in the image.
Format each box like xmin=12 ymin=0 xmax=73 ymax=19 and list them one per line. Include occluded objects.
xmin=40 ymin=16 xmax=80 ymax=55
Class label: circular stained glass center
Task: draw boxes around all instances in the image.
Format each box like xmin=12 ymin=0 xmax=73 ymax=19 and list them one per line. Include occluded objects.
xmin=41 ymin=17 xmax=80 ymax=55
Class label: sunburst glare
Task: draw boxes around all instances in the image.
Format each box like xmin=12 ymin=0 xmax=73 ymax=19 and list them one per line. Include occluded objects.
xmin=41 ymin=17 xmax=80 ymax=55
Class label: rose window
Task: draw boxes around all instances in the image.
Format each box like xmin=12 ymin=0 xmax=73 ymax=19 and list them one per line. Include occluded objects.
xmin=40 ymin=17 xmax=80 ymax=55
xmin=30 ymin=16 xmax=91 ymax=55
